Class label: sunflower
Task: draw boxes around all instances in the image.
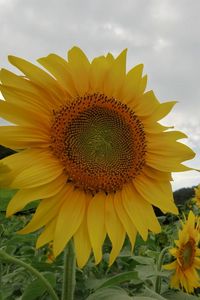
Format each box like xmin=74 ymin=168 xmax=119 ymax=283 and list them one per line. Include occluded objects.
xmin=0 ymin=47 xmax=195 ymax=268
xmin=164 ymin=211 xmax=200 ymax=293
xmin=193 ymin=185 xmax=200 ymax=208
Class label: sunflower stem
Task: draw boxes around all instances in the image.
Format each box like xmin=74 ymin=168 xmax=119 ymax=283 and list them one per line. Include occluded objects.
xmin=62 ymin=240 xmax=76 ymax=300
xmin=155 ymin=246 xmax=171 ymax=294
xmin=0 ymin=249 xmax=59 ymax=300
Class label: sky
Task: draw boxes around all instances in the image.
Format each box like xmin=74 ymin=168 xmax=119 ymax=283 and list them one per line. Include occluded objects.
xmin=0 ymin=0 xmax=199 ymax=190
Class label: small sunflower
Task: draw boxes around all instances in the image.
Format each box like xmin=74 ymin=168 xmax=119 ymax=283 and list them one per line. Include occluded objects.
xmin=0 ymin=47 xmax=195 ymax=267
xmin=193 ymin=185 xmax=200 ymax=208
xmin=164 ymin=211 xmax=200 ymax=293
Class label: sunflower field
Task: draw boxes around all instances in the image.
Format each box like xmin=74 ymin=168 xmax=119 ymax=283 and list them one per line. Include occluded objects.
xmin=0 ymin=48 xmax=199 ymax=299
xmin=0 ymin=187 xmax=199 ymax=300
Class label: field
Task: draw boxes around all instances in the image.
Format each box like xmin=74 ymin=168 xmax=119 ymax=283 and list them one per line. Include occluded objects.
xmin=0 ymin=188 xmax=199 ymax=300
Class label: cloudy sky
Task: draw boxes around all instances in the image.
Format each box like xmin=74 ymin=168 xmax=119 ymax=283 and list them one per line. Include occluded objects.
xmin=0 ymin=0 xmax=199 ymax=190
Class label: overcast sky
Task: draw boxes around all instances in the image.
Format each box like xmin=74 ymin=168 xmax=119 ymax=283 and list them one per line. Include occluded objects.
xmin=0 ymin=0 xmax=199 ymax=190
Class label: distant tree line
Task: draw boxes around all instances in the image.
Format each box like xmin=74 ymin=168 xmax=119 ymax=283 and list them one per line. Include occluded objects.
xmin=173 ymin=187 xmax=195 ymax=206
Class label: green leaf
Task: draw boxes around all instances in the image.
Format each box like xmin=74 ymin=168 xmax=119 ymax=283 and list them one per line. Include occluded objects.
xmin=21 ymin=272 xmax=56 ymax=300
xmin=142 ymin=287 xmax=167 ymax=300
xmin=90 ymin=271 xmax=139 ymax=290
xmin=139 ymin=286 xmax=167 ymax=300
xmin=135 ymin=264 xmax=156 ymax=281
xmin=131 ymin=256 xmax=154 ymax=265
xmin=163 ymin=290 xmax=199 ymax=300
xmin=133 ymin=298 xmax=161 ymax=300
xmin=86 ymin=287 xmax=133 ymax=300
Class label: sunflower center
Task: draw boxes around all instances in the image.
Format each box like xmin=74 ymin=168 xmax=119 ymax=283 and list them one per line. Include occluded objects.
xmin=179 ymin=239 xmax=195 ymax=270
xmin=50 ymin=93 xmax=146 ymax=193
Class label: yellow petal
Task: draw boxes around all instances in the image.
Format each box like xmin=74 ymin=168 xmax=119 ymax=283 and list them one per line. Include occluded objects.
xmin=170 ymin=271 xmax=180 ymax=289
xmin=143 ymin=121 xmax=172 ymax=134
xmin=163 ymin=261 xmax=177 ymax=270
xmin=2 ymin=149 xmax=63 ymax=189
xmin=147 ymin=130 xmax=188 ymax=142
xmin=1 ymin=148 xmax=47 ymax=170
xmin=36 ymin=218 xmax=57 ymax=248
xmin=147 ymin=141 xmax=195 ymax=163
xmin=53 ymin=188 xmax=86 ymax=257
xmin=103 ymin=49 xmax=127 ymax=98
xmin=0 ymin=69 xmax=42 ymax=95
xmin=138 ymin=75 xmax=147 ymax=95
xmin=0 ymin=100 xmax=49 ymax=128
xmin=0 ymin=163 xmax=11 ymax=186
xmin=67 ymin=47 xmax=90 ymax=95
xmin=90 ymin=56 xmax=111 ymax=92
xmin=147 ymin=101 xmax=177 ymax=121
xmin=122 ymin=184 xmax=161 ymax=238
xmin=120 ymin=64 xmax=144 ymax=103
xmin=0 ymin=125 xmax=49 ymax=150
xmin=169 ymin=247 xmax=177 ymax=257
xmin=146 ymin=131 xmax=195 ymax=172
xmin=122 ymin=185 xmax=148 ymax=240
xmin=38 ymin=54 xmax=77 ymax=97
xmin=146 ymin=154 xmax=194 ymax=172
xmin=0 ymin=163 xmax=10 ymax=176
xmin=106 ymin=53 xmax=114 ymax=63
xmin=145 ymin=122 xmax=194 ymax=174
xmin=8 ymin=56 xmax=65 ymax=105
xmin=194 ymin=257 xmax=200 ymax=268
xmin=11 ymin=156 xmax=63 ymax=189
xmin=87 ymin=192 xmax=106 ymax=264
xmin=74 ymin=206 xmax=92 ymax=268
xmin=0 ymin=150 xmax=39 ymax=186
xmin=0 ymin=84 xmax=52 ymax=116
xmin=132 ymin=90 xmax=159 ymax=116
xmin=179 ymin=271 xmax=191 ymax=293
xmin=142 ymin=165 xmax=173 ymax=181
xmin=134 ymin=174 xmax=178 ymax=214
xmin=113 ymin=191 xmax=137 ymax=250
xmin=6 ymin=174 xmax=66 ymax=216
xmin=19 ymin=186 xmax=70 ymax=234
xmin=105 ymin=194 xmax=125 ymax=266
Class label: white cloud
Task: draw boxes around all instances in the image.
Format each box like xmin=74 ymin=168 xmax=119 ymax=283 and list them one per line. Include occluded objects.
xmin=172 ymin=171 xmax=199 ymax=191
xmin=151 ymin=0 xmax=180 ymax=22
xmin=0 ymin=0 xmax=199 ymax=190
xmin=153 ymin=37 xmax=171 ymax=52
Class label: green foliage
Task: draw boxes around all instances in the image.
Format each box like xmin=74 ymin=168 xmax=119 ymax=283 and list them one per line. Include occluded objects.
xmin=0 ymin=188 xmax=39 ymax=212
xmin=0 ymin=189 xmax=16 ymax=211
xmin=21 ymin=272 xmax=56 ymax=300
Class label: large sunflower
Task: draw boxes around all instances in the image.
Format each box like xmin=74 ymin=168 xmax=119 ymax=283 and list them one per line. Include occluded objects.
xmin=0 ymin=47 xmax=195 ymax=268
xmin=164 ymin=211 xmax=200 ymax=293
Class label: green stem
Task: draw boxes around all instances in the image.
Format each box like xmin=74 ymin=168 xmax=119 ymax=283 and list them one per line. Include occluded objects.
xmin=155 ymin=246 xmax=171 ymax=294
xmin=61 ymin=240 xmax=76 ymax=300
xmin=0 ymin=249 xmax=59 ymax=300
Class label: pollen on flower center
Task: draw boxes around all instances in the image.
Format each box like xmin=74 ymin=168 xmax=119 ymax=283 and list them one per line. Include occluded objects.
xmin=179 ymin=239 xmax=196 ymax=270
xmin=50 ymin=93 xmax=146 ymax=193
